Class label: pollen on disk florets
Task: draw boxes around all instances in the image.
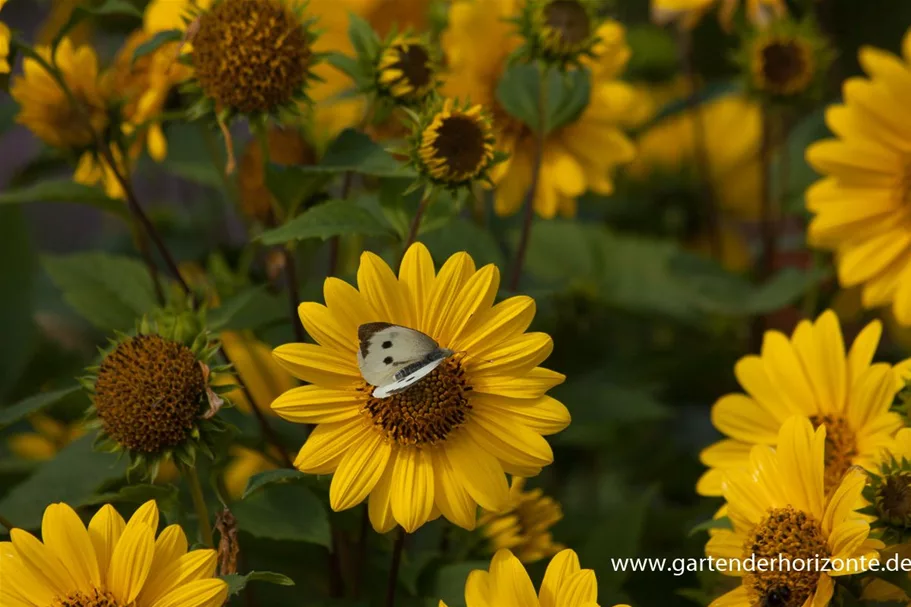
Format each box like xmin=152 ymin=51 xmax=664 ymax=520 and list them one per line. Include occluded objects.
xmin=517 ymin=0 xmax=602 ymax=68
xmin=189 ymin=0 xmax=315 ymax=115
xmin=735 ymin=16 xmax=832 ymax=106
xmin=376 ymin=34 xmax=437 ymax=105
xmin=83 ymin=312 xmax=231 ymax=477
xmin=363 ymin=357 xmax=471 ymax=446
xmin=409 ymin=98 xmax=501 ymax=191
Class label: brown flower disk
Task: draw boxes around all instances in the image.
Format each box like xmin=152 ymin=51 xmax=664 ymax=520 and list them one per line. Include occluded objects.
xmin=94 ymin=334 xmax=204 ymax=453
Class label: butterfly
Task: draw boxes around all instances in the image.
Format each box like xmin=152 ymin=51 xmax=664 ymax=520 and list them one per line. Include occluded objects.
xmin=357 ymin=322 xmax=455 ymax=398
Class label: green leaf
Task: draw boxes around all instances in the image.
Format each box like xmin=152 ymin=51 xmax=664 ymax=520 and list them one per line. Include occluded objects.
xmin=208 ymin=286 xmax=266 ymax=331
xmin=294 ymin=129 xmax=413 ymax=177
xmin=241 ymin=468 xmax=309 ymax=500
xmin=496 ymin=64 xmax=592 ymax=134
xmin=259 ymin=199 xmax=395 ymax=245
xmin=347 ymin=12 xmax=381 ymax=61
xmin=233 ymin=483 xmax=331 ymax=547
xmin=43 ymin=253 xmax=161 ymax=331
xmin=0 ymin=180 xmax=128 ymax=218
xmin=132 ymin=29 xmax=183 ymax=65
xmin=0 ymin=434 xmax=128 ymax=530
xmin=689 ymin=516 xmax=733 ymax=537
xmin=264 ymin=163 xmax=333 ymax=215
xmin=223 ymin=571 xmax=296 ymax=595
xmin=53 ymin=0 xmax=142 ymax=51
xmin=0 ymin=206 xmax=38 ymax=399
xmin=324 ymin=50 xmax=364 ymax=81
xmin=0 ymin=386 xmax=81 ymax=430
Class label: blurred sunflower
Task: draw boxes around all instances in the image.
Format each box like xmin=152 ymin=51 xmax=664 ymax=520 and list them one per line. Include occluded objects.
xmin=805 ymin=28 xmax=911 ymax=326
xmin=478 ymin=477 xmax=564 ymax=563
xmin=0 ymin=500 xmax=228 ymax=607
xmin=7 ymin=414 xmax=84 ymax=461
xmin=0 ymin=0 xmax=9 ymax=74
xmin=440 ymin=547 xmax=624 ymax=607
xmin=442 ymin=0 xmax=637 ymax=219
xmin=651 ymin=0 xmax=786 ymax=30
xmin=697 ymin=310 xmax=906 ymax=496
xmin=271 ymin=243 xmax=570 ymax=533
xmin=706 ymin=417 xmax=881 ymax=607
xmin=223 ymin=445 xmax=280 ymax=499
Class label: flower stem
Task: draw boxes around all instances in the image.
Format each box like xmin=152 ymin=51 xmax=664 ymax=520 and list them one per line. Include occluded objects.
xmin=385 ymin=529 xmax=406 ymax=607
xmin=509 ymin=64 xmax=549 ymax=292
xmin=0 ymin=512 xmax=15 ymax=532
xmin=751 ymin=104 xmax=778 ymax=350
xmin=403 ymin=190 xmax=431 ymax=257
xmin=181 ymin=462 xmax=214 ymax=548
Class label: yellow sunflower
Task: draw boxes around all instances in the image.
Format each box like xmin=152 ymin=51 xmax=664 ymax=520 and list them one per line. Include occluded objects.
xmin=10 ymin=38 xmax=108 ymax=150
xmin=7 ymin=414 xmax=84 ymax=461
xmin=706 ymin=417 xmax=881 ymax=607
xmin=0 ymin=0 xmax=9 ymax=74
xmin=442 ymin=0 xmax=637 ymax=219
xmin=478 ymin=477 xmax=564 ymax=563
xmin=223 ymin=445 xmax=280 ymax=499
xmin=651 ymin=0 xmax=786 ymax=30
xmin=271 ymin=243 xmax=570 ymax=533
xmin=0 ymin=500 xmax=228 ymax=607
xmin=805 ymin=28 xmax=911 ymax=326
xmin=698 ymin=310 xmax=906 ymax=497
xmin=440 ymin=547 xmax=626 ymax=607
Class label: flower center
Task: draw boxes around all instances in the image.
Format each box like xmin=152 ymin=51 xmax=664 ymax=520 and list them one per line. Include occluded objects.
xmin=53 ymin=589 xmax=122 ymax=607
xmin=94 ymin=334 xmax=205 ymax=453
xmin=875 ymin=471 xmax=911 ymax=526
xmin=423 ymin=114 xmax=488 ymax=181
xmin=363 ymin=357 xmax=471 ymax=446
xmin=192 ymin=0 xmax=311 ymax=113
xmin=743 ymin=506 xmax=830 ymax=607
xmin=542 ymin=0 xmax=591 ymax=52
xmin=758 ymin=39 xmax=811 ymax=95
xmin=381 ymin=42 xmax=433 ymax=99
xmin=809 ymin=414 xmax=858 ymax=492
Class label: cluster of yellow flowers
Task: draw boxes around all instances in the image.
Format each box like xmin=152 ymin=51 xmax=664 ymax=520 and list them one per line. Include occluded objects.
xmin=4 ymin=0 xmax=911 ymax=606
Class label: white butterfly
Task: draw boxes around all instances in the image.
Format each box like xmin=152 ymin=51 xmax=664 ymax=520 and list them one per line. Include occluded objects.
xmin=357 ymin=322 xmax=455 ymax=398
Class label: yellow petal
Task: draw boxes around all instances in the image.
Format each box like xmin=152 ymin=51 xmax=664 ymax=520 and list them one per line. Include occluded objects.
xmin=465 ymin=569 xmax=494 ymax=607
xmin=399 ymin=242 xmax=436 ymax=332
xmin=555 ymin=570 xmax=597 ymax=607
xmin=469 ymin=333 xmax=553 ymax=378
xmin=271 ymin=385 xmax=364 ymax=424
xmin=41 ymin=503 xmax=100 ymax=591
xmin=329 ymin=427 xmax=392 ymax=511
xmin=138 ymin=525 xmax=189 ymax=603
xmin=88 ymin=504 xmax=126 ymax=586
xmin=357 ymin=251 xmax=413 ymax=327
xmin=828 ymin=520 xmax=872 ymax=570
xmin=489 ymin=548 xmax=538 ymax=607
xmin=148 ymin=578 xmax=228 ymax=607
xmin=444 ymin=431 xmax=509 ymax=512
xmin=431 ymin=447 xmax=477 ymax=530
xmin=298 ymin=302 xmax=357 ymax=354
xmin=846 ymin=319 xmax=882 ymax=385
xmin=368 ymin=461 xmax=398 ymax=533
xmin=776 ymin=417 xmax=825 ymax=520
xmin=294 ymin=417 xmax=368 ymax=474
xmin=474 ymin=394 xmax=570 ymax=436
xmin=822 ymin=468 xmax=867 ymax=536
xmin=10 ymin=528 xmax=79 ymax=596
xmin=0 ymin=540 xmax=58 ymax=605
xmin=540 ymin=549 xmax=580 ymax=607
xmin=323 ymin=276 xmax=376 ymax=340
xmin=391 ymin=447 xmax=434 ymax=533
xmin=107 ymin=525 xmax=155 ymax=604
xmin=708 ymin=586 xmax=750 ymax=607
xmin=467 ymin=410 xmax=554 ymax=470
xmin=272 ymin=343 xmax=361 ymax=388
xmin=760 ymin=331 xmax=817 ymax=416
xmin=424 ymin=253 xmax=480 ymax=344
xmin=711 ymin=394 xmax=780 ymax=444
xmin=140 ymin=549 xmax=218 ymax=605
xmin=455 ymin=296 xmax=537 ymax=355
xmin=125 ymin=500 xmax=160 ymax=533
xmin=471 ymin=367 xmax=565 ymax=400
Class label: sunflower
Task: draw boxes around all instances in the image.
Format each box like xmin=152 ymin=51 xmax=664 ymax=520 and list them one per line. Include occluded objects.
xmin=7 ymin=414 xmax=84 ymax=461
xmin=650 ymin=0 xmax=786 ymax=30
xmin=442 ymin=0 xmax=636 ymax=219
xmin=706 ymin=417 xmax=881 ymax=607
xmin=478 ymin=477 xmax=564 ymax=563
xmin=376 ymin=33 xmax=437 ymax=104
xmin=697 ymin=310 xmax=906 ymax=497
xmin=440 ymin=547 xmax=625 ymax=607
xmin=10 ymin=38 xmax=108 ymax=150
xmin=271 ymin=243 xmax=570 ymax=533
xmin=0 ymin=0 xmax=10 ymax=74
xmin=223 ymin=445 xmax=280 ymax=499
xmin=804 ymin=28 xmax=911 ymax=326
xmin=0 ymin=500 xmax=228 ymax=607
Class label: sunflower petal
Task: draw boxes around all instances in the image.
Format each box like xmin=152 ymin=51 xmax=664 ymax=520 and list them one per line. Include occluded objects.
xmin=391 ymin=447 xmax=434 ymax=533
xmin=140 ymin=549 xmax=218 ymax=605
xmin=9 ymin=528 xmax=78 ymax=596
xmin=42 ymin=502 xmax=100 ymax=590
xmin=148 ymin=578 xmax=228 ymax=607
xmin=271 ymin=385 xmax=364 ymax=424
xmin=368 ymin=460 xmax=398 ymax=533
xmin=107 ymin=524 xmax=155 ymax=604
xmin=0 ymin=539 xmax=59 ymax=605
xmin=540 ymin=548 xmax=580 ymax=607
xmin=469 ymin=333 xmax=553 ymax=378
xmin=294 ymin=417 xmax=368 ymax=474
xmin=456 ymin=297 xmax=537 ymax=356
xmin=399 ymin=242 xmax=436 ymax=331
xmin=272 ymin=343 xmax=361 ymax=388
xmin=88 ymin=504 xmax=126 ymax=586
xmin=358 ymin=251 xmax=412 ymax=327
xmin=431 ymin=447 xmax=477 ymax=530
xmin=489 ymin=548 xmax=538 ymax=607
xmin=472 ymin=366 xmax=565 ymax=399
xmin=329 ymin=427 xmax=392 ymax=511
xmin=475 ymin=394 xmax=570 ymax=436
xmin=445 ymin=431 xmax=509 ymax=512
xmin=465 ymin=569 xmax=494 ymax=607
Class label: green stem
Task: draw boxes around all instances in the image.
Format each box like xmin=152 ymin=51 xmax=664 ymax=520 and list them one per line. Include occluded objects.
xmin=509 ymin=63 xmax=549 ymax=292
xmin=0 ymin=512 xmax=15 ymax=532
xmin=181 ymin=462 xmax=214 ymax=547
xmin=385 ymin=529 xmax=406 ymax=607
xmin=401 ymin=189 xmax=434 ymax=262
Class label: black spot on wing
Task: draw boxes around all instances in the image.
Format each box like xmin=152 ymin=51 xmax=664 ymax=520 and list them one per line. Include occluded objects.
xmin=383 ymin=356 xmax=394 ymax=365
xmin=358 ymin=322 xmax=394 ymax=357
xmin=382 ymin=340 xmax=393 ymax=349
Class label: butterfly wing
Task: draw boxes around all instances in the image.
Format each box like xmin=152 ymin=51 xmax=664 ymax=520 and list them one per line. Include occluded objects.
xmin=373 ymin=356 xmax=448 ymax=398
xmin=357 ymin=323 xmax=441 ymax=387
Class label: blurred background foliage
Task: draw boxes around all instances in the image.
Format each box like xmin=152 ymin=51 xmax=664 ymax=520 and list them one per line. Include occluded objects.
xmin=2 ymin=0 xmax=911 ymax=605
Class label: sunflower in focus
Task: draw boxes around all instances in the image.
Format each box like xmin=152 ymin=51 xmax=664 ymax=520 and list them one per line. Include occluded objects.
xmin=440 ymin=547 xmax=625 ymax=607
xmin=651 ymin=0 xmax=786 ymax=30
xmin=805 ymin=28 xmax=911 ymax=326
xmin=0 ymin=500 xmax=228 ymax=607
xmin=697 ymin=311 xmax=906 ymax=496
xmin=706 ymin=417 xmax=881 ymax=607
xmin=442 ymin=0 xmax=637 ymax=219
xmin=271 ymin=243 xmax=570 ymax=533
xmin=478 ymin=477 xmax=564 ymax=563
